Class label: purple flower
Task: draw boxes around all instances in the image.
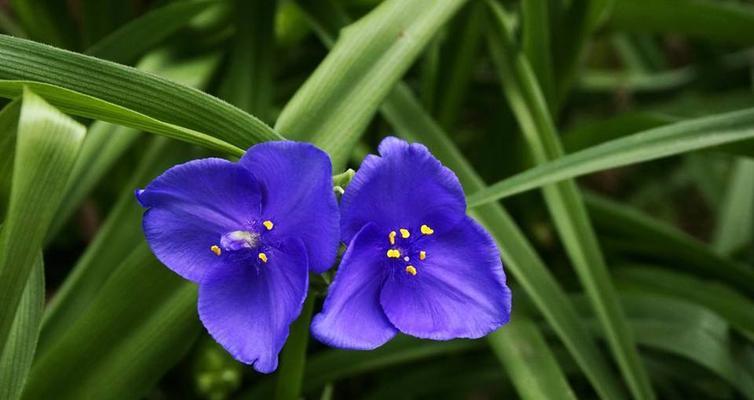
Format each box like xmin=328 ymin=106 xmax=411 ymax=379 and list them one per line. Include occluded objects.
xmin=311 ymin=137 xmax=511 ymax=349
xmin=136 ymin=141 xmax=339 ymax=373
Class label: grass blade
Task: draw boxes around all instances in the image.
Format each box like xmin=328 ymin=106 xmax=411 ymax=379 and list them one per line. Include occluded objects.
xmin=489 ymin=317 xmax=578 ymax=400
xmin=276 ymin=0 xmax=468 ymax=169
xmin=0 ymin=80 xmax=243 ymax=156
xmin=0 ymin=256 xmax=43 ymax=400
xmin=0 ymin=34 xmax=280 ymax=147
xmin=0 ymin=88 xmax=84 ymax=359
xmin=485 ymin=3 xmax=654 ymax=398
xmin=713 ymin=158 xmax=754 ymax=255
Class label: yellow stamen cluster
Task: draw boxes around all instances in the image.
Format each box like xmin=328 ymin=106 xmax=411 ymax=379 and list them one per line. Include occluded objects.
xmin=258 ymin=252 xmax=268 ymax=263
xmin=419 ymin=250 xmax=426 ymax=260
xmin=386 ymin=249 xmax=401 ymax=258
xmin=210 ymin=245 xmax=222 ymax=256
xmin=420 ymin=224 xmax=434 ymax=235
xmin=405 ymin=265 xmax=417 ymax=276
xmin=399 ymin=228 xmax=410 ymax=238
xmin=383 ymin=225 xmax=435 ymax=276
xmin=262 ymin=220 xmax=274 ymax=230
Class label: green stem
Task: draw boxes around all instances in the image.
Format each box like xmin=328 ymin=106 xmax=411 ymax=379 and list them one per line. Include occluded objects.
xmin=274 ymin=294 xmax=316 ymax=400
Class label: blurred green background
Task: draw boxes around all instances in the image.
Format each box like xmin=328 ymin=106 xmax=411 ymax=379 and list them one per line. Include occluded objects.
xmin=0 ymin=0 xmax=752 ymax=399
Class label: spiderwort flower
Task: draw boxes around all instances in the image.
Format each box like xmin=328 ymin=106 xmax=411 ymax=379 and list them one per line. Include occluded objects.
xmin=311 ymin=137 xmax=511 ymax=349
xmin=136 ymin=141 xmax=339 ymax=373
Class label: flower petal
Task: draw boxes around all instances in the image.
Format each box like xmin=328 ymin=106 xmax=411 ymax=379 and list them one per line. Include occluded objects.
xmin=379 ymin=216 xmax=511 ymax=340
xmin=240 ymin=141 xmax=339 ymax=273
xmin=198 ymin=239 xmax=309 ymax=373
xmin=311 ymin=223 xmax=398 ymax=349
xmin=341 ymin=137 xmax=466 ymax=243
xmin=138 ymin=158 xmax=262 ymax=282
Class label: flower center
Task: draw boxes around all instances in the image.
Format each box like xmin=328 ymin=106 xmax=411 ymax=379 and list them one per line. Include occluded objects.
xmin=209 ymin=220 xmax=275 ymax=264
xmin=385 ymin=224 xmax=434 ymax=276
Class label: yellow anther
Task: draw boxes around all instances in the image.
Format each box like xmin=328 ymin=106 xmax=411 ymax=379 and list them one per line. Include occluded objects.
xmin=420 ymin=224 xmax=434 ymax=235
xmin=399 ymin=228 xmax=410 ymax=239
xmin=405 ymin=265 xmax=417 ymax=276
xmin=388 ymin=231 xmax=396 ymax=245
xmin=262 ymin=220 xmax=274 ymax=230
xmin=258 ymin=252 xmax=268 ymax=263
xmin=419 ymin=250 xmax=426 ymax=260
xmin=210 ymin=245 xmax=222 ymax=256
xmin=386 ymin=249 xmax=401 ymax=258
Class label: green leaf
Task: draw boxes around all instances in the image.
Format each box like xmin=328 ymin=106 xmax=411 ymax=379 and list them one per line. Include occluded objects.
xmin=0 ymin=88 xmax=84 ymax=360
xmin=276 ymin=0 xmax=468 ymax=169
xmin=585 ymin=192 xmax=754 ymax=296
xmin=0 ymin=80 xmax=244 ymax=156
xmin=0 ymin=34 xmax=280 ymax=147
xmin=275 ymin=296 xmax=315 ymax=400
xmin=23 ymin=244 xmax=201 ymax=400
xmin=38 ymin=136 xmax=188 ymax=355
xmin=521 ymin=0 xmax=555 ymax=110
xmin=0 ymin=99 xmax=20 ymax=219
xmin=713 ymin=158 xmax=754 ymax=255
xmin=616 ymin=266 xmax=754 ymax=341
xmin=489 ymin=317 xmax=578 ymax=400
xmin=609 ymin=0 xmax=754 ymax=45
xmin=0 ymin=256 xmax=43 ymax=400
xmin=485 ymin=2 xmax=654 ymax=398
xmin=85 ymin=0 xmax=220 ymax=64
xmin=218 ymin=0 xmax=276 ymax=120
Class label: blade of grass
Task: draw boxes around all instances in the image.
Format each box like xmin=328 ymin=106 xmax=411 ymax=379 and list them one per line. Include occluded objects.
xmin=615 ymin=266 xmax=754 ymax=340
xmin=467 ymin=107 xmax=754 ymax=207
xmin=585 ymin=192 xmax=754 ymax=296
xmin=522 ymin=0 xmax=555 ymax=110
xmin=0 ymin=99 xmax=20 ymax=220
xmin=86 ymin=0 xmax=220 ymax=65
xmin=489 ymin=317 xmax=578 ymax=400
xmin=609 ymin=0 xmax=754 ymax=45
xmin=9 ymin=0 xmax=78 ymax=49
xmin=276 ymin=0 xmax=468 ymax=169
xmin=0 ymin=34 xmax=280 ymax=147
xmin=486 ymin=3 xmax=654 ymax=398
xmin=297 ymin=4 xmax=626 ymax=399
xmin=275 ymin=296 xmax=315 ymax=400
xmin=218 ymin=0 xmax=276 ymax=121
xmin=0 ymin=80 xmax=244 ymax=156
xmin=0 ymin=88 xmax=84 ymax=359
xmin=713 ymin=158 xmax=754 ymax=255
xmin=23 ymin=244 xmax=201 ymax=400
xmin=38 ymin=136 xmax=188 ymax=354
xmin=0 ymin=256 xmax=43 ymax=400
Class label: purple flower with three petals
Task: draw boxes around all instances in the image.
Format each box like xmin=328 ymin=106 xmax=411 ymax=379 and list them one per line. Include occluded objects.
xmin=311 ymin=137 xmax=511 ymax=349
xmin=136 ymin=141 xmax=339 ymax=373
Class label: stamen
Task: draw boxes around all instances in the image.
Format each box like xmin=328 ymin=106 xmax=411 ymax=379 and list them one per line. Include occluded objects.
xmin=399 ymin=228 xmax=410 ymax=239
xmin=262 ymin=220 xmax=274 ymax=230
xmin=387 ymin=249 xmax=401 ymax=258
xmin=389 ymin=231 xmax=396 ymax=245
xmin=210 ymin=245 xmax=222 ymax=256
xmin=405 ymin=265 xmax=417 ymax=276
xmin=403 ymin=256 xmax=410 ymax=262
xmin=419 ymin=250 xmax=426 ymax=260
xmin=420 ymin=224 xmax=434 ymax=235
xmin=258 ymin=252 xmax=268 ymax=263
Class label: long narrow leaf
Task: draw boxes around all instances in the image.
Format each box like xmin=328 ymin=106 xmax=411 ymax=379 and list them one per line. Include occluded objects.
xmin=0 ymin=35 xmax=280 ymax=147
xmin=0 ymin=88 xmax=84 ymax=359
xmin=276 ymin=0 xmax=468 ymax=169
xmin=486 ymin=3 xmax=653 ymax=398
